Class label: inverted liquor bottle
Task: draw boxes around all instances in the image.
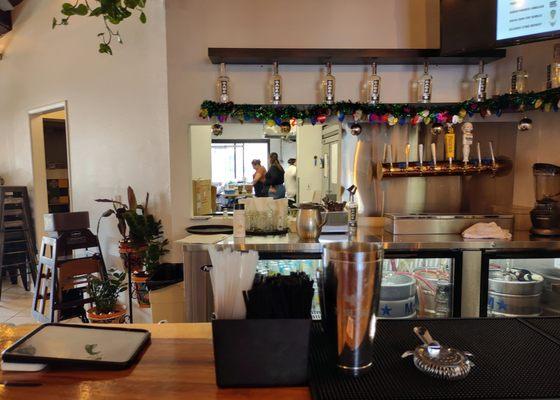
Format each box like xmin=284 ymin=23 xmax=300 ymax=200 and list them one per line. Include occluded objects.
xmin=269 ymin=61 xmax=282 ymax=105
xmin=547 ymin=44 xmax=560 ymax=89
xmin=216 ymin=62 xmax=231 ymax=103
xmin=472 ymin=60 xmax=488 ymax=102
xmin=366 ymin=62 xmax=381 ymax=105
xmin=510 ymin=56 xmax=528 ymax=94
xmin=321 ymin=62 xmax=336 ymax=104
xmin=417 ymin=61 xmax=433 ymax=103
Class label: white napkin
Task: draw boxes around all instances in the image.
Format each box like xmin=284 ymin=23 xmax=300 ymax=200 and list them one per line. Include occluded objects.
xmin=462 ymin=222 xmax=512 ymax=240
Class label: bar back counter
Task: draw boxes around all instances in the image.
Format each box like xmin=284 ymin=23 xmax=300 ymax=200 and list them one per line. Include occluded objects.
xmin=182 ymin=226 xmax=560 ymax=322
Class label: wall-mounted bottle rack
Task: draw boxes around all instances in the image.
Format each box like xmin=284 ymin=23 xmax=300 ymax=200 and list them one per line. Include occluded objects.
xmin=372 ymin=158 xmax=513 ymax=180
xmin=208 ymin=48 xmax=506 ymax=65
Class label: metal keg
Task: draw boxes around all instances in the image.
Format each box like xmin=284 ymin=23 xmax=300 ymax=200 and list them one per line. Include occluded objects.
xmin=488 ymin=270 xmax=544 ymax=317
xmin=378 ymin=274 xmax=417 ymax=318
xmin=542 ymin=272 xmax=560 ymax=315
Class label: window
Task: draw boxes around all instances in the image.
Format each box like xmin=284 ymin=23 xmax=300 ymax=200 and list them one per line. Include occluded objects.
xmin=211 ymin=140 xmax=269 ymax=184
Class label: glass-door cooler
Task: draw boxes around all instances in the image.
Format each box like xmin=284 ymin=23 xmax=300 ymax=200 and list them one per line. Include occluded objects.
xmin=481 ymin=250 xmax=560 ymax=318
xmin=380 ymin=251 xmax=462 ymax=319
xmin=257 ymin=250 xmax=462 ymax=320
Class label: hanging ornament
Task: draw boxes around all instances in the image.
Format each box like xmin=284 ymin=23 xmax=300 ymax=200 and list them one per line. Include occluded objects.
xmin=274 ymin=117 xmax=282 ymax=126
xmin=350 ymin=123 xmax=362 ymax=136
xmin=495 ymin=109 xmax=503 ymax=117
xmin=310 ymin=116 xmax=317 ymax=125
xmin=451 ymin=115 xmax=462 ymax=124
xmin=317 ymin=114 xmax=327 ymax=124
xmin=199 ymin=108 xmax=209 ymax=118
xmin=217 ymin=115 xmax=227 ymax=123
xmin=459 ymin=109 xmax=467 ymax=118
xmin=353 ymin=109 xmax=363 ymax=122
xmin=337 ymin=112 xmax=345 ymax=122
xmin=545 ymin=103 xmax=552 ymax=112
xmin=266 ymin=119 xmax=275 ymax=127
xmin=290 ymin=117 xmax=298 ymax=127
xmin=421 ymin=109 xmax=430 ymax=118
xmin=280 ymin=122 xmax=291 ymax=133
xmin=534 ymin=99 xmax=543 ymax=109
xmin=368 ymin=113 xmax=376 ymax=123
xmin=398 ymin=117 xmax=407 ymax=125
xmin=387 ymin=115 xmax=398 ymax=126
xmin=431 ymin=122 xmax=444 ymax=136
xmin=411 ymin=114 xmax=422 ymax=126
xmin=211 ymin=123 xmax=223 ymax=136
xmin=518 ymin=117 xmax=533 ymax=131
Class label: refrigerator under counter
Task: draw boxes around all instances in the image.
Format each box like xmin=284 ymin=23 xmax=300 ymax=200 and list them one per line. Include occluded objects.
xmin=385 ymin=213 xmax=514 ymax=235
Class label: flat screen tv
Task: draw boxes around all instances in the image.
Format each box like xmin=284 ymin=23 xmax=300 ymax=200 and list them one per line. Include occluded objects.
xmin=496 ymin=0 xmax=560 ymax=46
xmin=441 ymin=0 xmax=560 ymax=55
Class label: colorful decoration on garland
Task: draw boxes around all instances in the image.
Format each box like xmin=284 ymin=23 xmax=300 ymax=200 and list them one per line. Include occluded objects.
xmin=199 ymin=88 xmax=560 ymax=127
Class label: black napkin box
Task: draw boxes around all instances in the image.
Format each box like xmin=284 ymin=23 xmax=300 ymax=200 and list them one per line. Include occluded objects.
xmin=212 ymin=319 xmax=311 ymax=388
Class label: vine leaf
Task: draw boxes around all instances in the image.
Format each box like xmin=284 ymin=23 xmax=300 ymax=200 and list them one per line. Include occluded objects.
xmin=52 ymin=0 xmax=147 ymax=55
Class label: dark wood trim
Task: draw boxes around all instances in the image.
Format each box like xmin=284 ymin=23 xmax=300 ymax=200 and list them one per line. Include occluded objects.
xmin=208 ymin=48 xmax=506 ymax=66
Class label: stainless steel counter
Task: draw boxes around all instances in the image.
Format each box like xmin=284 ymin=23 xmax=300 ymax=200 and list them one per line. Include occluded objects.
xmin=181 ymin=227 xmax=560 ymax=253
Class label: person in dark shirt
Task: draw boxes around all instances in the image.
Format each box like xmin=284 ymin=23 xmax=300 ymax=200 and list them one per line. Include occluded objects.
xmin=251 ymin=159 xmax=267 ymax=197
xmin=265 ymin=152 xmax=286 ymax=199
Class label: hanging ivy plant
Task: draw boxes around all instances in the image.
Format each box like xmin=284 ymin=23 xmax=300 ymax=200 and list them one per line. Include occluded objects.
xmin=52 ymin=0 xmax=147 ymax=55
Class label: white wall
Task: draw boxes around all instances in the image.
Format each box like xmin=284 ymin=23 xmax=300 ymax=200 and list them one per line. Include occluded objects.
xmin=0 ymin=0 xmax=171 ymax=264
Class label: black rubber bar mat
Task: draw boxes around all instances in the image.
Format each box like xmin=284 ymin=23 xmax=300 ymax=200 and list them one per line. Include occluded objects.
xmin=309 ymin=318 xmax=560 ymax=400
xmin=522 ymin=317 xmax=560 ymax=345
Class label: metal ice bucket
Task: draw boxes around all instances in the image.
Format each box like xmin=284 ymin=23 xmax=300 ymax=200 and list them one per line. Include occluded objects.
xmin=318 ymin=242 xmax=383 ymax=376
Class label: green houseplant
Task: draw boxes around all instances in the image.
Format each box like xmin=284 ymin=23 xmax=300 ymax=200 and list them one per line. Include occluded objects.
xmin=52 ymin=0 xmax=148 ymax=55
xmin=96 ymin=186 xmax=169 ymax=307
xmin=87 ymin=270 xmax=127 ymax=323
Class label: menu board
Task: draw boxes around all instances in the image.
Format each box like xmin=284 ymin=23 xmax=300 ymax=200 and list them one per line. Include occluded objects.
xmin=497 ymin=0 xmax=560 ymax=41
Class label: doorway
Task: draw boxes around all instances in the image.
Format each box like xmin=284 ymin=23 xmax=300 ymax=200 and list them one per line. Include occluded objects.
xmin=28 ymin=103 xmax=71 ymax=243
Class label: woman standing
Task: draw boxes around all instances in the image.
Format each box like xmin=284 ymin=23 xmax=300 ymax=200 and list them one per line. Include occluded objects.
xmin=265 ymin=152 xmax=286 ymax=199
xmin=251 ymin=159 xmax=267 ymax=197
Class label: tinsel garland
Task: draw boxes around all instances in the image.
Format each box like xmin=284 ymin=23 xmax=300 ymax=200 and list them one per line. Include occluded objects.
xmin=199 ymin=88 xmax=560 ymax=126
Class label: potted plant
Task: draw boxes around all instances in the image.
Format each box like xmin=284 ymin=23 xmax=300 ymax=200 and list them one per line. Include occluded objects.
xmin=96 ymin=187 xmax=150 ymax=272
xmin=132 ymin=223 xmax=170 ymax=308
xmin=87 ymin=270 xmax=127 ymax=323
xmin=96 ymin=186 xmax=170 ymax=307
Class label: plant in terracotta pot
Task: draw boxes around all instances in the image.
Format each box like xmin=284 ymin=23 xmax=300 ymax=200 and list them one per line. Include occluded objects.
xmin=87 ymin=270 xmax=127 ymax=323
xmin=130 ymin=218 xmax=169 ymax=308
xmin=96 ymin=187 xmax=150 ymax=272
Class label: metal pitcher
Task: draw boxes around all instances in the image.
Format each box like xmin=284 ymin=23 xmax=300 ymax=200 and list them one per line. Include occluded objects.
xmin=296 ymin=203 xmax=327 ymax=241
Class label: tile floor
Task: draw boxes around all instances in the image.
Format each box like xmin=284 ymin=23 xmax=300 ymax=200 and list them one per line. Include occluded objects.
xmin=0 ymin=279 xmax=153 ymax=325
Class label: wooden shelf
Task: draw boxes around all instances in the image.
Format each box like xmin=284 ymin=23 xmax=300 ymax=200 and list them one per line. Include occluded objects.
xmin=208 ymin=48 xmax=506 ymax=66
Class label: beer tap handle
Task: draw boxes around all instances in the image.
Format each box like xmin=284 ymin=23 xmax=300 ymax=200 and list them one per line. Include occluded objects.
xmin=489 ymin=141 xmax=496 ymax=167
xmin=418 ymin=144 xmax=424 ymax=168
xmin=477 ymin=142 xmax=482 ymax=166
xmin=405 ymin=143 xmax=410 ymax=169
xmin=431 ymin=142 xmax=437 ymax=168
xmin=463 ymin=144 xmax=470 ymax=165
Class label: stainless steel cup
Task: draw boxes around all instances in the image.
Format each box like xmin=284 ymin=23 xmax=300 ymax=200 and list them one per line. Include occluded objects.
xmin=318 ymin=242 xmax=383 ymax=376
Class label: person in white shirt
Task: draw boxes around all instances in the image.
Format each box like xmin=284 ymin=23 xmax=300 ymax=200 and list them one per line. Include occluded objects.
xmin=284 ymin=158 xmax=297 ymax=203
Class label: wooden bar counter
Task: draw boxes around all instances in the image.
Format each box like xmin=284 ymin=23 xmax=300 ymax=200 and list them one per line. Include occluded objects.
xmin=0 ymin=323 xmax=310 ymax=400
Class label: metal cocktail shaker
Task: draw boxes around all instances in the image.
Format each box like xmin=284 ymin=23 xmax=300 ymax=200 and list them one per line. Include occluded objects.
xmin=318 ymin=242 xmax=383 ymax=376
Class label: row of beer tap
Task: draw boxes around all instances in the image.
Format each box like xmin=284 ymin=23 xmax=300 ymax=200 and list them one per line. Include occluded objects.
xmin=373 ymin=122 xmax=512 ymax=180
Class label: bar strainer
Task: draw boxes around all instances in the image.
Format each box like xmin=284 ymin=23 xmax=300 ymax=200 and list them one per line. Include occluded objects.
xmin=401 ymin=326 xmax=474 ymax=380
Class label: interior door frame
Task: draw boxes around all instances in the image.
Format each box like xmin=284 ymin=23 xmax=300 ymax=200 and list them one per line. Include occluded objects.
xmin=27 ymin=101 xmax=72 ymax=241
